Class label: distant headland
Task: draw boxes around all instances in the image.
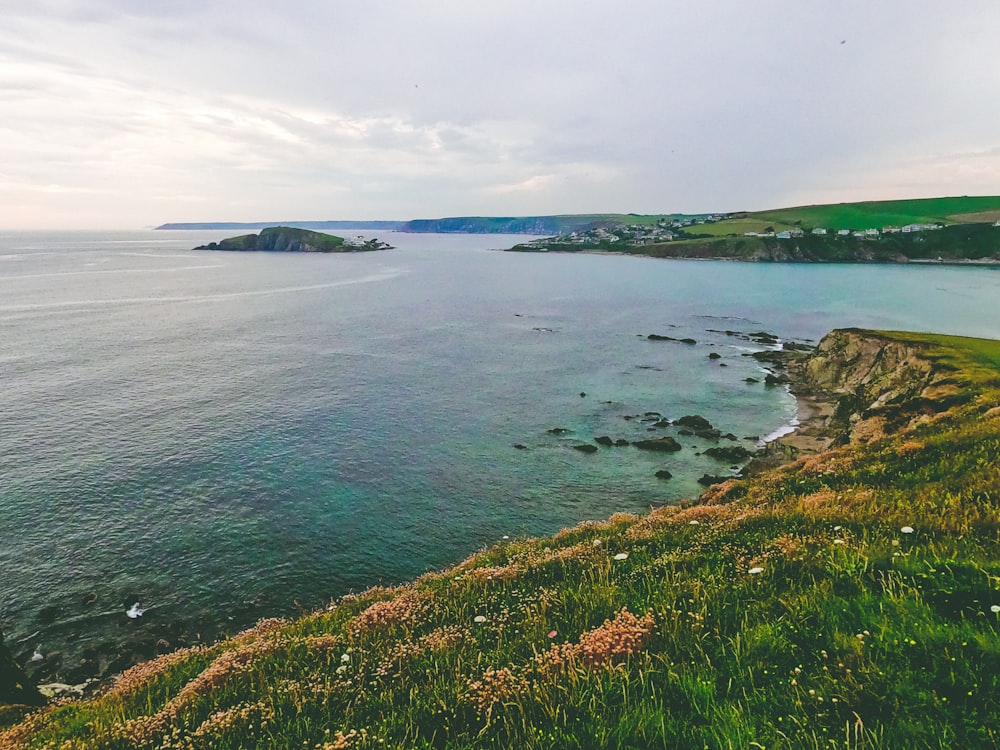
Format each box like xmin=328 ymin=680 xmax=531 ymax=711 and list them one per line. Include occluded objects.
xmin=193 ymin=226 xmax=392 ymax=253
xmin=159 ymin=196 xmax=1000 ymax=259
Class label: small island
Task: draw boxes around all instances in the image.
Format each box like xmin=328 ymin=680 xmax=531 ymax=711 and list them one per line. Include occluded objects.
xmin=193 ymin=226 xmax=392 ymax=253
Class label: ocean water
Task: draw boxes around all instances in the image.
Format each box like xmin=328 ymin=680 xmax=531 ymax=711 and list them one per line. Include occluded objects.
xmin=3 ymin=230 xmax=1000 ymax=679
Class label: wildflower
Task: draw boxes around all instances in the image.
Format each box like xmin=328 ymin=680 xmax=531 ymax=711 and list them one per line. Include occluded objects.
xmin=613 ymin=552 xmax=629 ymax=561
xmin=748 ymin=567 xmax=765 ymax=575
xmin=341 ymin=653 xmax=351 ymax=663
xmin=689 ymin=520 xmax=700 ymax=525
xmin=833 ymin=525 xmax=842 ymax=531
xmin=592 ymin=538 xmax=602 ymax=546
xmin=466 ymin=668 xmax=526 ymax=712
xmin=336 ymin=665 xmax=348 ymax=675
xmin=833 ymin=539 xmax=845 ymax=545
xmin=548 ymin=630 xmax=558 ymax=639
xmin=474 ymin=615 xmax=487 ymax=623
xmin=990 ymin=605 xmax=1000 ymax=614
xmin=901 ymin=526 xmax=914 ymax=534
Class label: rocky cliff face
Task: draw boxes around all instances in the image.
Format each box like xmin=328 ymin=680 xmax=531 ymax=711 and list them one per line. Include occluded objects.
xmin=797 ymin=329 xmax=961 ymax=444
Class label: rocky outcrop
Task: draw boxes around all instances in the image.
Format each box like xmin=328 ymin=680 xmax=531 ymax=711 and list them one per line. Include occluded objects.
xmin=633 ymin=437 xmax=683 ymax=452
xmin=800 ymin=329 xmax=962 ymax=444
xmin=1 ymin=628 xmax=44 ymax=706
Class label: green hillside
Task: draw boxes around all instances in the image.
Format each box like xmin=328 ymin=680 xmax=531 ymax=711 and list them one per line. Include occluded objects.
xmin=5 ymin=330 xmax=1000 ymax=749
xmin=747 ymin=196 xmax=1000 ymax=231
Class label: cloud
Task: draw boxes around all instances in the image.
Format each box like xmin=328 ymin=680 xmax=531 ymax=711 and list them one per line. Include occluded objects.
xmin=2 ymin=0 xmax=1000 ymax=227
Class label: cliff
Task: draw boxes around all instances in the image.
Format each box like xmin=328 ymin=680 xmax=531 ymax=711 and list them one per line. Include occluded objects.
xmin=6 ymin=330 xmax=1000 ymax=748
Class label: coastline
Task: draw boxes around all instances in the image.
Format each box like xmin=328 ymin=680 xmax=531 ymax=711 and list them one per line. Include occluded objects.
xmin=507 ymin=245 xmax=1000 ymax=266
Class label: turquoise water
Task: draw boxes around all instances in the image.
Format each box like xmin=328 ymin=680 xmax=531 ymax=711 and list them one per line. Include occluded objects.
xmin=2 ymin=230 xmax=1000 ymax=679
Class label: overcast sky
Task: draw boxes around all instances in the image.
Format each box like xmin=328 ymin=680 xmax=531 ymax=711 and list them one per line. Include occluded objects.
xmin=2 ymin=1 xmax=999 ymax=229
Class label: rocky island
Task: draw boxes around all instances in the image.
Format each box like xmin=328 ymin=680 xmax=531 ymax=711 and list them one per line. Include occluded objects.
xmin=5 ymin=328 xmax=1000 ymax=747
xmin=193 ymin=226 xmax=392 ymax=253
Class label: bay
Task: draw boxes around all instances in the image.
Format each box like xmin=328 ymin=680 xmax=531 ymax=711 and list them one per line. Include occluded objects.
xmin=2 ymin=229 xmax=999 ymax=678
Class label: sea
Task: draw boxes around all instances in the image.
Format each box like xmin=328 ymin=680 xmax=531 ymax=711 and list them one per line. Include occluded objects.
xmin=3 ymin=229 xmax=1000 ymax=681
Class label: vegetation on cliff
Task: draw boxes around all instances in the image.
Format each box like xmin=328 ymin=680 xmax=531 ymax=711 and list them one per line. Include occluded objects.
xmin=4 ymin=330 xmax=1000 ymax=749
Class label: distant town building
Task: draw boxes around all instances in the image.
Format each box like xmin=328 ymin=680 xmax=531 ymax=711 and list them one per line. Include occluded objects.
xmin=837 ymin=229 xmax=851 ymax=236
xmin=811 ymin=228 xmax=827 ymax=235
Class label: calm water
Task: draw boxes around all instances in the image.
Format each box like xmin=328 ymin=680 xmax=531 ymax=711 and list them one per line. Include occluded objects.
xmin=3 ymin=230 xmax=1000 ymax=678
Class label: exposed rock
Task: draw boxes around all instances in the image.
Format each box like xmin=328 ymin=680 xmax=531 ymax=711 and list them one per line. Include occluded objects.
xmin=654 ymin=469 xmax=673 ymax=480
xmin=594 ymin=436 xmax=614 ymax=446
xmin=633 ymin=437 xmax=683 ymax=452
xmin=513 ymin=444 xmax=527 ymax=450
xmin=572 ymin=444 xmax=598 ymax=454
xmin=697 ymin=474 xmax=731 ymax=487
xmin=745 ymin=377 xmax=760 ymax=384
xmin=675 ymin=415 xmax=714 ymax=431
xmin=764 ymin=373 xmax=790 ymax=386
xmin=680 ymin=338 xmax=697 ymax=345
xmin=614 ymin=438 xmax=631 ymax=447
xmin=708 ymin=352 xmax=722 ymax=360
xmin=547 ymin=428 xmax=570 ymax=434
xmin=704 ymin=445 xmax=755 ymax=462
xmin=1 ymin=627 xmax=45 ymax=706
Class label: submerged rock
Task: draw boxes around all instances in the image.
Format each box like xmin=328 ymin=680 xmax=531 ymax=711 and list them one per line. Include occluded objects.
xmin=572 ymin=444 xmax=598 ymax=454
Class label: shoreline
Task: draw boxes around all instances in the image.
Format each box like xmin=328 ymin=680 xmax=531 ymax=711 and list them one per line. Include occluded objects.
xmin=506 ymin=246 xmax=1000 ymax=266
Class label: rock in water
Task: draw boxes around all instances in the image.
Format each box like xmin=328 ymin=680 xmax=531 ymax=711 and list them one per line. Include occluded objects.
xmin=572 ymin=444 xmax=599 ymax=454
xmin=633 ymin=437 xmax=683 ymax=452
xmin=704 ymin=446 xmax=755 ymax=462
xmin=655 ymin=469 xmax=673 ymax=479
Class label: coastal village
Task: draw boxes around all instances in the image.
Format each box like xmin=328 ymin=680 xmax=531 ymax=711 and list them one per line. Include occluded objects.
xmin=519 ymin=213 xmax=962 ymax=250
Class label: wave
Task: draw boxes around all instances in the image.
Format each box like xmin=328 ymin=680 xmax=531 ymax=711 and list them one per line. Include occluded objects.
xmin=0 ymin=269 xmax=406 ymax=313
xmin=2 ymin=264 xmax=227 ymax=280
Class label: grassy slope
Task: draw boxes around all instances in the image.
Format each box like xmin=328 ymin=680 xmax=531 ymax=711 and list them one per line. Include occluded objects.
xmin=747 ymin=196 xmax=1000 ymax=231
xmin=680 ymin=197 xmax=1000 ymax=237
xmin=5 ymin=332 xmax=1000 ymax=749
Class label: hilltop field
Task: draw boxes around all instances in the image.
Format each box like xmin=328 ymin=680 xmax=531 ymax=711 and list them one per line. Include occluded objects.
xmin=509 ymin=196 xmax=1000 ymax=261
xmin=4 ymin=327 xmax=1000 ymax=748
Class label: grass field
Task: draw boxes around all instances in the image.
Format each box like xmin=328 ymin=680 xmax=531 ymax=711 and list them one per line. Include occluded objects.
xmin=746 ymin=196 xmax=1000 ymax=231
xmin=4 ymin=331 xmax=1000 ymax=749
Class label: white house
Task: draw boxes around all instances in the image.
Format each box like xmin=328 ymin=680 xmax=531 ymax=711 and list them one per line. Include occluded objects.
xmin=811 ymin=228 xmax=827 ymax=235
xmin=837 ymin=229 xmax=851 ymax=236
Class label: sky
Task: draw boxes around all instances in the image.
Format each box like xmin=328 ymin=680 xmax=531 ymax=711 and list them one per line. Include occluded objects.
xmin=2 ymin=1 xmax=1000 ymax=229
